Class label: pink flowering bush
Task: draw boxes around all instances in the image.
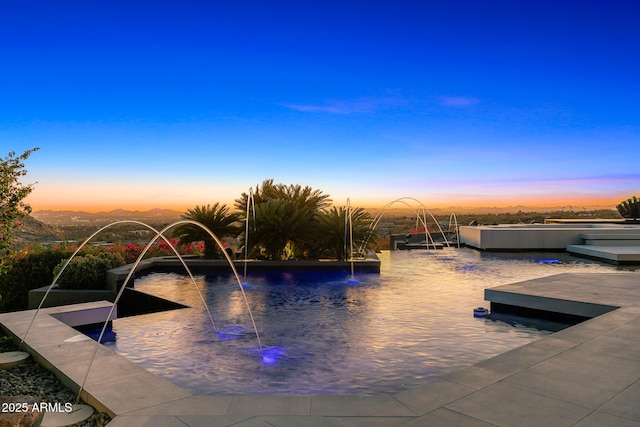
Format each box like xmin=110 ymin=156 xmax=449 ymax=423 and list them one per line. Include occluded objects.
xmin=53 ymin=239 xmax=200 ymax=290
xmin=0 ymin=239 xmax=202 ymax=311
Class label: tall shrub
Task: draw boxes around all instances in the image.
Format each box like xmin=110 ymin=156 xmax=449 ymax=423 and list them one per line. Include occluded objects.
xmin=0 ymin=147 xmax=39 ymax=274
xmin=0 ymin=245 xmax=73 ymax=312
xmin=53 ymin=252 xmax=126 ymax=290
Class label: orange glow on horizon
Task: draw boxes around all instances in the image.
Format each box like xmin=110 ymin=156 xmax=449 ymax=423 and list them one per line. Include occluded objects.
xmin=26 ymin=192 xmax=622 ymax=214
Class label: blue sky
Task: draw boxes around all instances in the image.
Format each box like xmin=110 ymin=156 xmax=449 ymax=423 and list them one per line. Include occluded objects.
xmin=2 ymin=1 xmax=639 ymax=211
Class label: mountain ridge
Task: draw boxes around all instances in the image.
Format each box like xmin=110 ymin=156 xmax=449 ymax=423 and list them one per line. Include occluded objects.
xmin=31 ymin=208 xmax=184 ymax=226
xmin=30 ymin=204 xmax=620 ymax=226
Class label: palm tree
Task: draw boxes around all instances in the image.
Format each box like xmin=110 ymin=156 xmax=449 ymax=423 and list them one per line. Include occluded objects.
xmin=246 ymin=199 xmax=308 ymax=259
xmin=172 ymin=204 xmax=242 ymax=258
xmin=617 ymin=196 xmax=640 ymax=219
xmin=235 ymin=179 xmax=331 ymax=259
xmin=315 ymin=206 xmax=377 ymax=260
xmin=234 ymin=179 xmax=331 ymax=213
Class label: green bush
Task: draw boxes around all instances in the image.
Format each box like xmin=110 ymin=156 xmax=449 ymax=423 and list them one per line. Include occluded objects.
xmin=0 ymin=245 xmax=73 ymax=312
xmin=0 ymin=241 xmax=184 ymax=312
xmin=53 ymin=252 xmax=126 ymax=290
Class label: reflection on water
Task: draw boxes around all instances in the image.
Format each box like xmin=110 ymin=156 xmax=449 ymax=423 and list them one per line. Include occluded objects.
xmin=100 ymin=248 xmax=622 ymax=395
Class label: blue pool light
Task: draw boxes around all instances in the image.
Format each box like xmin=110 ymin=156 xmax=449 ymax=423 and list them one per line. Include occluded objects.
xmin=216 ymin=325 xmax=248 ymax=340
xmin=534 ymin=259 xmax=561 ymax=264
xmin=260 ymin=347 xmax=287 ymax=365
xmin=262 ymin=354 xmax=277 ymax=365
xmin=216 ymin=332 xmax=244 ymax=340
xmin=459 ymin=265 xmax=478 ymax=271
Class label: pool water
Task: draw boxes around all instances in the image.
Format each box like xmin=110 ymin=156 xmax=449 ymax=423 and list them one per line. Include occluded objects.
xmin=99 ymin=248 xmax=621 ymax=395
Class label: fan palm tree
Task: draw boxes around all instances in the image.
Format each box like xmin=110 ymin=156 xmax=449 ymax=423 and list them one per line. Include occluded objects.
xmin=617 ymin=196 xmax=640 ymax=219
xmin=245 ymin=199 xmax=308 ymax=259
xmin=315 ymin=206 xmax=377 ymax=260
xmin=235 ymin=179 xmax=331 ymax=259
xmin=172 ymin=203 xmax=241 ymax=258
xmin=235 ymin=179 xmax=331 ymax=213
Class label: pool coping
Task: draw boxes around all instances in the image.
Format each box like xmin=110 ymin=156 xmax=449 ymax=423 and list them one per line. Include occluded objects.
xmin=2 ymin=271 xmax=640 ymax=426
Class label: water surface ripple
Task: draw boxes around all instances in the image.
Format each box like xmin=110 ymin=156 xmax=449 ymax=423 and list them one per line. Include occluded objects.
xmin=100 ymin=249 xmax=622 ymax=395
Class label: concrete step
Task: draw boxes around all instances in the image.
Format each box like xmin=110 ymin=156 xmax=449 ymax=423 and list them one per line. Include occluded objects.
xmin=567 ymin=244 xmax=640 ymax=263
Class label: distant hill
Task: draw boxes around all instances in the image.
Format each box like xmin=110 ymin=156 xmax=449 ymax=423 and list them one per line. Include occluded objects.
xmin=362 ymin=204 xmax=618 ymax=216
xmin=11 ymin=215 xmax=61 ymax=249
xmin=443 ymin=204 xmax=618 ymax=214
xmin=32 ymin=208 xmax=184 ymax=226
xmin=12 ymin=205 xmax=622 ymax=251
xmin=31 ymin=205 xmax=620 ymax=226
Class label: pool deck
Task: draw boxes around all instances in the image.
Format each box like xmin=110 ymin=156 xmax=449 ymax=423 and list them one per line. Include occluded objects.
xmin=1 ymin=272 xmax=639 ymax=426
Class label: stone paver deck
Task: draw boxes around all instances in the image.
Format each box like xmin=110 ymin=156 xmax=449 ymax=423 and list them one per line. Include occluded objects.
xmin=1 ymin=272 xmax=639 ymax=426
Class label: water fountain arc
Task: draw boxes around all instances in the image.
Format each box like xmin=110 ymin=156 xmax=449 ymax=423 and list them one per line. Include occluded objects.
xmin=19 ymin=220 xmax=214 ymax=348
xmin=15 ymin=220 xmax=213 ymax=426
xmin=360 ymin=199 xmax=428 ymax=253
xmin=384 ymin=197 xmax=450 ymax=245
xmin=415 ymin=207 xmax=438 ymax=249
xmin=76 ymin=220 xmax=265 ymax=403
xmin=345 ymin=198 xmax=355 ymax=279
xmin=243 ymin=188 xmax=256 ymax=279
xmin=359 ymin=197 xmax=450 ymax=254
xmin=449 ymin=212 xmax=460 ymax=248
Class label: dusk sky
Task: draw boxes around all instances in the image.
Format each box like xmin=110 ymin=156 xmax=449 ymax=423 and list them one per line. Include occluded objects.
xmin=2 ymin=1 xmax=639 ymax=212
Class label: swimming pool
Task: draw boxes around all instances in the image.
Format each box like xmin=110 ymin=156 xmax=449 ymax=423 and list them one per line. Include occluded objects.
xmin=98 ymin=248 xmax=621 ymax=395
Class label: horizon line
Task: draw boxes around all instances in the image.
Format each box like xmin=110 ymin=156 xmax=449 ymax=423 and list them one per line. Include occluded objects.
xmin=30 ymin=203 xmax=620 ymax=215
